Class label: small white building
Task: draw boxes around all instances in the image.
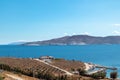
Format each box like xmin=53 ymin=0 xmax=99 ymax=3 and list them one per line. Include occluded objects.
xmin=40 ymin=56 xmax=54 ymax=60
xmin=39 ymin=56 xmax=54 ymax=63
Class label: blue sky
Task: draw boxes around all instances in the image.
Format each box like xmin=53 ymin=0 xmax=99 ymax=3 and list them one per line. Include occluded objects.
xmin=1 ymin=0 xmax=120 ymax=44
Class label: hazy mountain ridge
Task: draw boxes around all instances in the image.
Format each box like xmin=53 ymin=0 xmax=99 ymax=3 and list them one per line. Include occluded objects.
xmin=22 ymin=35 xmax=120 ymax=45
xmin=9 ymin=42 xmax=26 ymax=45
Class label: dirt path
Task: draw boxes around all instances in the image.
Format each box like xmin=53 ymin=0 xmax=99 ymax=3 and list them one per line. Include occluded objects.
xmin=6 ymin=74 xmax=24 ymax=80
xmin=34 ymin=59 xmax=73 ymax=76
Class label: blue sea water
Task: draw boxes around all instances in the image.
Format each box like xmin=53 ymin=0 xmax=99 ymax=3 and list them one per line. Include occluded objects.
xmin=0 ymin=45 xmax=120 ymax=77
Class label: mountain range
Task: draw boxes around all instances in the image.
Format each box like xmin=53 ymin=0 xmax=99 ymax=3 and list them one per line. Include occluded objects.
xmin=22 ymin=35 xmax=120 ymax=45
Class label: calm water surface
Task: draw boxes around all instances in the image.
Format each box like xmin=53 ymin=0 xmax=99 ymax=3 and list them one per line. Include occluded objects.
xmin=0 ymin=45 xmax=120 ymax=77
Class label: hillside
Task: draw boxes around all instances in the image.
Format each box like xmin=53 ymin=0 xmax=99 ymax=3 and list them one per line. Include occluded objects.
xmin=0 ymin=57 xmax=110 ymax=80
xmin=23 ymin=35 xmax=120 ymax=45
xmin=0 ymin=57 xmax=86 ymax=80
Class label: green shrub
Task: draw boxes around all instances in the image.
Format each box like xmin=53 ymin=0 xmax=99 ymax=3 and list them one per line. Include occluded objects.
xmin=110 ymin=72 xmax=118 ymax=80
xmin=77 ymin=68 xmax=86 ymax=75
xmin=0 ymin=75 xmax=4 ymax=80
xmin=90 ymin=72 xmax=106 ymax=79
xmin=71 ymin=68 xmax=75 ymax=71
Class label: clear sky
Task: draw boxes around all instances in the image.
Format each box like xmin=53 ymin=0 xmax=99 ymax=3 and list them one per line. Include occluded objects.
xmin=1 ymin=0 xmax=120 ymax=44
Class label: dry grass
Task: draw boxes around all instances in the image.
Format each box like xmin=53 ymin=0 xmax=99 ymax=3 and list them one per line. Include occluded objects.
xmin=0 ymin=58 xmax=66 ymax=76
xmin=0 ymin=57 xmax=110 ymax=80
xmin=51 ymin=59 xmax=85 ymax=71
xmin=0 ymin=71 xmax=39 ymax=80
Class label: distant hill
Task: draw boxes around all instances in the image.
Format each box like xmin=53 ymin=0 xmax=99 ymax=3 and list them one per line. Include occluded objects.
xmin=22 ymin=35 xmax=120 ymax=45
xmin=9 ymin=42 xmax=26 ymax=45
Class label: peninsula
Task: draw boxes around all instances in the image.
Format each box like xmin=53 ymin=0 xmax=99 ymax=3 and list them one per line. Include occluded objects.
xmin=22 ymin=35 xmax=120 ymax=46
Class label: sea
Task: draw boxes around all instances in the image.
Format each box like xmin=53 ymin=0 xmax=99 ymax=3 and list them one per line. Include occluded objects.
xmin=0 ymin=45 xmax=120 ymax=77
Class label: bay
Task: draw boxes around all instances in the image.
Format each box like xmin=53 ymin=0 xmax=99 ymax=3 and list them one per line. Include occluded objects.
xmin=0 ymin=45 xmax=120 ymax=77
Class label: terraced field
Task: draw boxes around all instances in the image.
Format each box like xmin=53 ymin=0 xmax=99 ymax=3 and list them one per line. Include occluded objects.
xmin=0 ymin=57 xmax=109 ymax=80
xmin=0 ymin=58 xmax=67 ymax=76
xmin=51 ymin=59 xmax=85 ymax=72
